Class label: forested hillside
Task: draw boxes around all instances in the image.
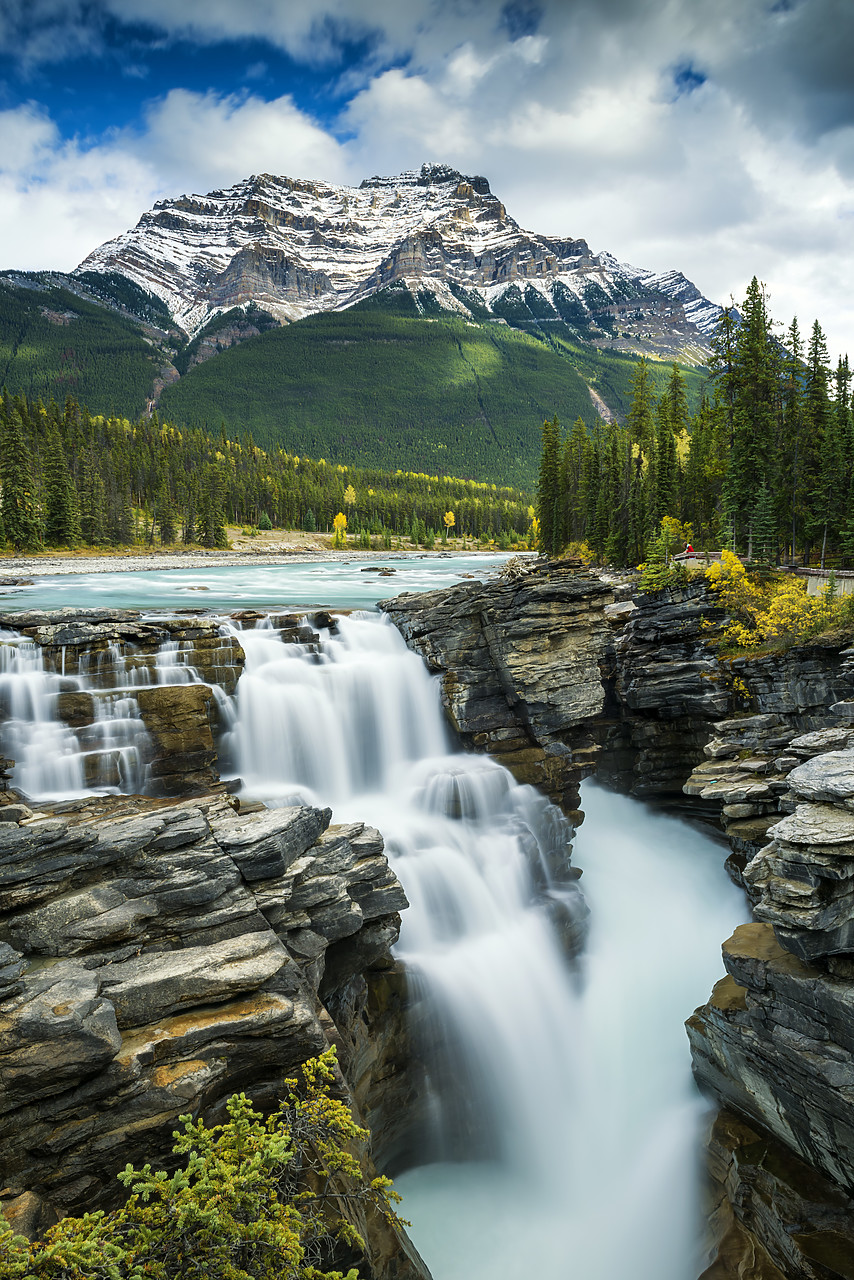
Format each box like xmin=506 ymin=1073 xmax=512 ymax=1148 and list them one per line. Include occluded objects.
xmin=158 ymin=302 xmax=703 ymax=488
xmin=0 ymin=276 xmax=162 ymax=415
xmin=538 ymin=278 xmax=854 ymax=570
xmin=0 ymin=390 xmax=533 ymax=551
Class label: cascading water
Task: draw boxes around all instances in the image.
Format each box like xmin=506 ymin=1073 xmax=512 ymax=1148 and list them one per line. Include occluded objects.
xmin=0 ymin=627 xmax=222 ymax=800
xmin=0 ymin=589 xmax=747 ymax=1276
xmin=228 ymin=611 xmax=747 ymax=1280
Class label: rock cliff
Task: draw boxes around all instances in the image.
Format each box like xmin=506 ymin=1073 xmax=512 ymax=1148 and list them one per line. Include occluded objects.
xmin=382 ymin=559 xmax=614 ymax=817
xmin=385 ymin=563 xmax=854 ymax=1276
xmin=0 ymin=693 xmax=426 ymax=1277
xmin=681 ymin=637 xmax=854 ymax=1276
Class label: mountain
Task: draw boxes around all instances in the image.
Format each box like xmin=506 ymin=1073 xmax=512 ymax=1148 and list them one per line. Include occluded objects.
xmin=76 ymin=162 xmax=722 ymax=365
xmin=0 ymin=164 xmax=718 ymax=487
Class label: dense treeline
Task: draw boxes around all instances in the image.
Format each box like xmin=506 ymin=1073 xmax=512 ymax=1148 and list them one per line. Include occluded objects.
xmin=0 ymin=390 xmax=534 ymax=551
xmin=538 ymin=277 xmax=854 ymax=567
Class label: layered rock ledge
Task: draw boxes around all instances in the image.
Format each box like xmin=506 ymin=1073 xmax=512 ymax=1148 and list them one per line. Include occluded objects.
xmin=687 ymin=675 xmax=854 ymax=1277
xmin=0 ymin=790 xmax=426 ymax=1280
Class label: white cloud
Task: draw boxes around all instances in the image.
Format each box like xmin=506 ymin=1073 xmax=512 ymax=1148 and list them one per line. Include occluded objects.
xmin=138 ymin=89 xmax=351 ymax=190
xmin=1 ymin=0 xmax=854 ymax=358
xmin=0 ymin=91 xmax=351 ymax=269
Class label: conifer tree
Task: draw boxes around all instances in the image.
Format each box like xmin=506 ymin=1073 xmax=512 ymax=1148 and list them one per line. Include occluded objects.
xmin=802 ymin=320 xmax=836 ymax=565
xmin=751 ymin=479 xmax=777 ymax=565
xmin=627 ymin=359 xmax=655 ymax=469
xmin=0 ymin=410 xmax=42 ymax=551
xmin=158 ymin=481 xmax=176 ymax=545
xmin=652 ymin=395 xmax=678 ymax=523
xmin=43 ymin=424 xmax=81 ymax=546
xmin=782 ymin=317 xmax=805 ymax=561
xmin=722 ymin=278 xmax=781 ymax=557
xmin=536 ymin=415 xmax=562 ymax=557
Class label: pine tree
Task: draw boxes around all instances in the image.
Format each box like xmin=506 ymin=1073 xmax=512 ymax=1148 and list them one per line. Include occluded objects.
xmin=652 ymin=395 xmax=678 ymax=523
xmin=628 ymin=466 xmax=647 ymax=566
xmin=80 ymin=461 xmax=107 ymax=545
xmin=751 ymin=479 xmax=777 ymax=566
xmin=158 ymin=481 xmax=176 ymax=545
xmin=536 ymin=415 xmax=562 ymax=557
xmin=43 ymin=425 xmax=80 ymax=546
xmin=722 ymin=278 xmax=781 ymax=556
xmin=0 ymin=410 xmax=42 ymax=551
xmin=802 ymin=320 xmax=836 ymax=565
xmin=627 ymin=359 xmax=655 ymax=469
xmin=782 ymin=318 xmax=805 ymax=562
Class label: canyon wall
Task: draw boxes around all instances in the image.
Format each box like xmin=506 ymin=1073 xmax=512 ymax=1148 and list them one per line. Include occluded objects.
xmin=384 ymin=562 xmax=854 ymax=1278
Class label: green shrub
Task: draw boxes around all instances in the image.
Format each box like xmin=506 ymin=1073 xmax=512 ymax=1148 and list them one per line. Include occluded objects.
xmin=0 ymin=1049 xmax=401 ymax=1280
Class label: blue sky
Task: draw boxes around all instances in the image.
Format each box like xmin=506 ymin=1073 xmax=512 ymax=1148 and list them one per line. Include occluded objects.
xmin=1 ymin=0 xmax=853 ymax=358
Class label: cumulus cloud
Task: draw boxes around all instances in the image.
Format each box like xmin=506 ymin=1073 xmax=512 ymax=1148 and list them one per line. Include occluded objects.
xmin=1 ymin=0 xmax=853 ymax=355
xmin=0 ymin=90 xmax=351 ymax=268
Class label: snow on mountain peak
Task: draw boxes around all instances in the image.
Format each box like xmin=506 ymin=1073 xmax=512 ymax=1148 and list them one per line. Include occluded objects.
xmin=75 ymin=163 xmax=722 ymax=358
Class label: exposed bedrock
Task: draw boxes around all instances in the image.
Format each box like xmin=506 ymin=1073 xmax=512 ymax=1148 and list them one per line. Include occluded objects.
xmin=383 ymin=568 xmax=734 ymax=810
xmin=382 ymin=560 xmax=614 ymax=815
xmin=598 ymin=579 xmax=732 ymax=802
xmin=689 ymin=711 xmax=854 ymax=1276
xmin=0 ymin=791 xmax=427 ymax=1280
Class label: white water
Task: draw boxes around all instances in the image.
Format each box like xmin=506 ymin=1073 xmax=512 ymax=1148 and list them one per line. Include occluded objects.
xmin=0 ymin=592 xmax=747 ymax=1275
xmin=0 ymin=633 xmax=155 ymax=797
xmin=228 ymin=612 xmax=747 ymax=1279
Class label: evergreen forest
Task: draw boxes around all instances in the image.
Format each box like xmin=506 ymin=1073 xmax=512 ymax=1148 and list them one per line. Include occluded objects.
xmin=537 ymin=278 xmax=854 ymax=570
xmin=158 ymin=303 xmax=703 ymax=490
xmin=1 ymin=273 xmax=704 ymax=492
xmin=0 ymin=390 xmax=534 ymax=552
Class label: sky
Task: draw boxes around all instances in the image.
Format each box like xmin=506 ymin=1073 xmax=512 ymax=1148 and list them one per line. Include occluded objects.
xmin=2 ymin=0 xmax=854 ymax=359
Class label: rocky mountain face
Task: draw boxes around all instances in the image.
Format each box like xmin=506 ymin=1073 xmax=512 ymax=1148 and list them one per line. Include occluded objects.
xmin=76 ymin=162 xmax=722 ymax=360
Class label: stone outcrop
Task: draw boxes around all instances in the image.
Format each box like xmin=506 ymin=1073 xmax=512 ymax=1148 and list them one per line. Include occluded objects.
xmin=382 ymin=559 xmax=613 ymax=814
xmin=689 ymin=718 xmax=854 ymax=1277
xmin=0 ymin=790 xmax=426 ymax=1280
xmin=135 ymin=683 xmax=219 ymax=795
xmin=598 ymin=580 xmax=732 ymax=801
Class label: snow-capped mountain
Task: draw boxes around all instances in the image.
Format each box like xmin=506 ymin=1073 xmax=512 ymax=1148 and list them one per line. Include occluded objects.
xmin=76 ymin=162 xmax=722 ymax=361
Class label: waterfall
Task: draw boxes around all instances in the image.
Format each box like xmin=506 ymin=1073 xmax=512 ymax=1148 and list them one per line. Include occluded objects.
xmin=0 ymin=627 xmax=216 ymax=800
xmin=229 ymin=611 xmax=747 ymax=1279
xmin=0 ymin=599 xmax=747 ymax=1276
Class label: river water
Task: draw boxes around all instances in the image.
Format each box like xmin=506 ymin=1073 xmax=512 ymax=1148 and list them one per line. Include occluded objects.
xmin=0 ymin=553 xmax=513 ymax=614
xmin=0 ymin=560 xmax=746 ymax=1278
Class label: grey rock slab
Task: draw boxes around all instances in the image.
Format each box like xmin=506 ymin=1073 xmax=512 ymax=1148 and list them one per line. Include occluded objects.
xmin=99 ymin=930 xmax=291 ymax=1028
xmin=0 ymin=964 xmax=121 ymax=1110
xmin=768 ymin=803 xmax=854 ymax=849
xmin=787 ymin=750 xmax=854 ymax=803
xmin=211 ymin=805 xmax=329 ymax=881
xmin=789 ymin=728 xmax=854 ymax=757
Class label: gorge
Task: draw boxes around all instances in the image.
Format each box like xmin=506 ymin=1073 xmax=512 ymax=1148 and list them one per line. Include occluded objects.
xmin=1 ymin=555 xmax=854 ymax=1278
